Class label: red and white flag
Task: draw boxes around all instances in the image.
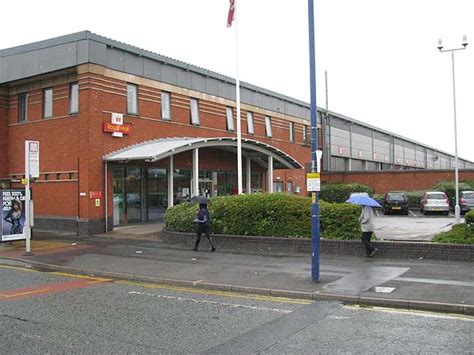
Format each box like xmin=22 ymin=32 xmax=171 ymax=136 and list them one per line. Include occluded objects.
xmin=227 ymin=0 xmax=235 ymax=27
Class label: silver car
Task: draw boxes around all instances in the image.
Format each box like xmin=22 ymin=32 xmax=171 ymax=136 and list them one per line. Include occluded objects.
xmin=460 ymin=191 xmax=474 ymax=214
xmin=420 ymin=191 xmax=450 ymax=215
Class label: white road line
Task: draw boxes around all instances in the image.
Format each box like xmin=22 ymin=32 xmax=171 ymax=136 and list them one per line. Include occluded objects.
xmin=128 ymin=291 xmax=292 ymax=314
xmin=409 ymin=210 xmax=417 ymax=217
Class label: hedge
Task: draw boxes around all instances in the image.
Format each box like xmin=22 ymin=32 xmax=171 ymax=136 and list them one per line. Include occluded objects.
xmin=319 ymin=183 xmax=374 ymax=203
xmin=165 ymin=193 xmax=362 ymax=240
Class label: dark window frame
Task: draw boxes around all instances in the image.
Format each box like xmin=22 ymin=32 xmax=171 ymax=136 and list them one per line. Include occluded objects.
xmin=18 ymin=93 xmax=28 ymax=123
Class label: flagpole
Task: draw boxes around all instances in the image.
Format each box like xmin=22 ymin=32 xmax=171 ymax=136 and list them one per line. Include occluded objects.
xmin=234 ymin=0 xmax=243 ymax=194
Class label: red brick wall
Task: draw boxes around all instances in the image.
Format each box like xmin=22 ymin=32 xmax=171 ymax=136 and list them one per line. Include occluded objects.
xmin=322 ymin=170 xmax=474 ymax=194
xmin=0 ymin=90 xmax=8 ymax=178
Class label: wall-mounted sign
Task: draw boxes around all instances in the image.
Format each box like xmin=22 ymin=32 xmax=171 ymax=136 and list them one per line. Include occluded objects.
xmin=90 ymin=191 xmax=102 ymax=199
xmin=103 ymin=113 xmax=131 ymax=137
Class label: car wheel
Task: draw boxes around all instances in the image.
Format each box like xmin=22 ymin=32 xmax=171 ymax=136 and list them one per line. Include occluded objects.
xmin=404 ymin=210 xmax=409 ymax=216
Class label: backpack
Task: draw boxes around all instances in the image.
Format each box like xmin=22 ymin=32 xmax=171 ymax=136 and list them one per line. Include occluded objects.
xmin=197 ymin=208 xmax=207 ymax=222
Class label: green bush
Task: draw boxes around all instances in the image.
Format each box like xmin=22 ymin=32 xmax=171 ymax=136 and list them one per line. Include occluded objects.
xmin=165 ymin=193 xmax=362 ymax=240
xmin=405 ymin=191 xmax=424 ymax=209
xmin=465 ymin=210 xmax=474 ymax=226
xmin=432 ymin=223 xmax=474 ymax=244
xmin=319 ymin=183 xmax=374 ymax=203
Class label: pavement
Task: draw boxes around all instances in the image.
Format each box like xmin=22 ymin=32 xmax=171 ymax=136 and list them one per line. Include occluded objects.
xmin=1 ymin=225 xmax=473 ymax=316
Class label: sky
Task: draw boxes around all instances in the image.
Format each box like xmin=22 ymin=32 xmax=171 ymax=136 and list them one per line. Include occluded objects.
xmin=1 ymin=0 xmax=473 ymax=161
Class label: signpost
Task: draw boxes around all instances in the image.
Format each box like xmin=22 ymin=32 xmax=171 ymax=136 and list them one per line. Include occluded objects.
xmin=24 ymin=140 xmax=39 ymax=255
xmin=308 ymin=0 xmax=321 ymax=282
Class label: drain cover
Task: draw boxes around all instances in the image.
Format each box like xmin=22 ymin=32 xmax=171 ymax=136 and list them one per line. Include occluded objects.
xmin=373 ymin=286 xmax=396 ymax=293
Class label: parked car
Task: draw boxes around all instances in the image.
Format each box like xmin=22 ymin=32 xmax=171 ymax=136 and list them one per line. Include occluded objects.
xmin=349 ymin=192 xmax=370 ymax=198
xmin=460 ymin=191 xmax=474 ymax=214
xmin=383 ymin=191 xmax=409 ymax=215
xmin=420 ymin=191 xmax=450 ymax=215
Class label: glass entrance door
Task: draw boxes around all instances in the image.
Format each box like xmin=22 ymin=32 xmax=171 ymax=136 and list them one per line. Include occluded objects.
xmin=125 ymin=167 xmax=142 ymax=224
xmin=147 ymin=168 xmax=167 ymax=222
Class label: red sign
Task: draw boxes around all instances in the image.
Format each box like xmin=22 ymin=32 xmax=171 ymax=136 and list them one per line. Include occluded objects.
xmin=102 ymin=122 xmax=132 ymax=134
xmin=89 ymin=191 xmax=102 ymax=199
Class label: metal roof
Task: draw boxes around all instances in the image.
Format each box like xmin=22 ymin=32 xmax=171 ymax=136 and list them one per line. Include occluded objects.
xmin=103 ymin=137 xmax=303 ymax=169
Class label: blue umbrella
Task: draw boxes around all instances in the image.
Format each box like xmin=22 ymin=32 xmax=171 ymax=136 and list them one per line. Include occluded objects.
xmin=345 ymin=195 xmax=382 ymax=208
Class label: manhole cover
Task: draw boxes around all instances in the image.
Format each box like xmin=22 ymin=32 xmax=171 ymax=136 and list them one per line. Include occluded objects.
xmin=373 ymin=286 xmax=396 ymax=293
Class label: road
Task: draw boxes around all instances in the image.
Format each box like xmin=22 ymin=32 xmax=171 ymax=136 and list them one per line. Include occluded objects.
xmin=1 ymin=265 xmax=473 ymax=353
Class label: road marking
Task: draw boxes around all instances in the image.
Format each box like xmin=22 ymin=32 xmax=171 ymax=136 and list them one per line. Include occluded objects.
xmin=345 ymin=304 xmax=474 ymax=322
xmin=116 ymin=280 xmax=312 ymax=305
xmin=0 ymin=278 xmax=107 ymax=301
xmin=0 ymin=264 xmax=311 ymax=305
xmin=128 ymin=291 xmax=293 ymax=314
xmin=409 ymin=210 xmax=417 ymax=217
xmin=0 ymin=264 xmax=36 ymax=273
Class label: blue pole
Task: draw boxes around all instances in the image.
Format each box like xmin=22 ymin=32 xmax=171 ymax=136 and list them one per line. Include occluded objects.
xmin=308 ymin=0 xmax=320 ymax=282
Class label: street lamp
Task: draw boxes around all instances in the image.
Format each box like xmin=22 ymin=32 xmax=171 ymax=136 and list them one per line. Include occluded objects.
xmin=437 ymin=35 xmax=468 ymax=224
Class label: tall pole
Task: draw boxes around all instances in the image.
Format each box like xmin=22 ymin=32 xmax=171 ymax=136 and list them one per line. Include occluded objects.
xmin=451 ymin=50 xmax=460 ymax=224
xmin=308 ymin=0 xmax=320 ymax=282
xmin=438 ymin=36 xmax=468 ymax=224
xmin=234 ymin=0 xmax=243 ymax=195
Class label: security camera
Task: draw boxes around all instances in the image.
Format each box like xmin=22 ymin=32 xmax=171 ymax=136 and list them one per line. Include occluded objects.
xmin=462 ymin=35 xmax=468 ymax=48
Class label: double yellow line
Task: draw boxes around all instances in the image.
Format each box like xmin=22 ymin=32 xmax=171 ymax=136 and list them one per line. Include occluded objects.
xmin=0 ymin=264 xmax=311 ymax=305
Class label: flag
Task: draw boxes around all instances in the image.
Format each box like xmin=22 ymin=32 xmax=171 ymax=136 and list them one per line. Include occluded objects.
xmin=227 ymin=0 xmax=235 ymax=27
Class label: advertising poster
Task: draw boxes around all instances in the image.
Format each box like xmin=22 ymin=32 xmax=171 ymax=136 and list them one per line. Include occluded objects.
xmin=1 ymin=189 xmax=26 ymax=242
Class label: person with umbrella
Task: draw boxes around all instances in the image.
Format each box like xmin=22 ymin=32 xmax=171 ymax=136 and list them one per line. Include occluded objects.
xmin=346 ymin=194 xmax=380 ymax=257
xmin=192 ymin=196 xmax=216 ymax=252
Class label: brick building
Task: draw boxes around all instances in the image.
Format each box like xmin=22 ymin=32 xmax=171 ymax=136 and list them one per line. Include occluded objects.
xmin=1 ymin=31 xmax=473 ymax=236
xmin=0 ymin=32 xmax=310 ymax=235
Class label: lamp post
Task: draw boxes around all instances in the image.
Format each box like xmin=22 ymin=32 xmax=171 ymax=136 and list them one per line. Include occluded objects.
xmin=437 ymin=36 xmax=468 ymax=224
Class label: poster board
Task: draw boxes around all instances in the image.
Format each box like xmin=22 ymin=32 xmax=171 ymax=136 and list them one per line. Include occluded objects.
xmin=1 ymin=189 xmax=26 ymax=242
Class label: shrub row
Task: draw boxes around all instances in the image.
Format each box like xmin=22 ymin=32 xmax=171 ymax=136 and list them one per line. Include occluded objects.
xmin=165 ymin=193 xmax=362 ymax=240
xmin=319 ymin=183 xmax=374 ymax=203
xmin=432 ymin=180 xmax=474 ymax=206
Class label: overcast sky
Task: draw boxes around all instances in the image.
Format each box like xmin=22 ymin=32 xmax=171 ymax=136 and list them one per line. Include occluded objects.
xmin=2 ymin=0 xmax=473 ymax=161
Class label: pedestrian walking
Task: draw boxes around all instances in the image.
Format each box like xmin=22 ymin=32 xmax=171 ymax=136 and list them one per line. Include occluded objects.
xmin=359 ymin=204 xmax=377 ymax=257
xmin=193 ymin=203 xmax=216 ymax=252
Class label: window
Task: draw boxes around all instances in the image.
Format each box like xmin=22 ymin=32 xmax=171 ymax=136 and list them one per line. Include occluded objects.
xmin=69 ymin=82 xmax=79 ymax=114
xmin=43 ymin=88 xmax=53 ymax=118
xmin=289 ymin=122 xmax=295 ymax=143
xmin=226 ymin=107 xmax=234 ymax=131
xmin=127 ymin=83 xmax=138 ymax=114
xmin=265 ymin=115 xmax=272 ymax=137
xmin=190 ymin=98 xmax=200 ymax=125
xmin=18 ymin=93 xmax=28 ymax=122
xmin=247 ymin=112 xmax=254 ymax=135
xmin=161 ymin=91 xmax=171 ymax=120
xmin=303 ymin=125 xmax=308 ymax=144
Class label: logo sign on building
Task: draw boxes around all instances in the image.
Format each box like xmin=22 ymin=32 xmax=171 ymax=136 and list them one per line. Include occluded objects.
xmin=1 ymin=189 xmax=26 ymax=242
xmin=103 ymin=113 xmax=132 ymax=138
xmin=307 ymin=172 xmax=321 ymax=192
xmin=27 ymin=141 xmax=40 ymax=178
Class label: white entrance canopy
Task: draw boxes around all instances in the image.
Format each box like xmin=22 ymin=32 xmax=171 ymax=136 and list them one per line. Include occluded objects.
xmin=103 ymin=137 xmax=303 ymax=169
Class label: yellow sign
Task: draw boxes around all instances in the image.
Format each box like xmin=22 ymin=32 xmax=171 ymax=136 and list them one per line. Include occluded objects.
xmin=21 ymin=179 xmax=28 ymax=185
xmin=95 ymin=199 xmax=101 ymax=207
xmin=307 ymin=173 xmax=321 ymax=192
